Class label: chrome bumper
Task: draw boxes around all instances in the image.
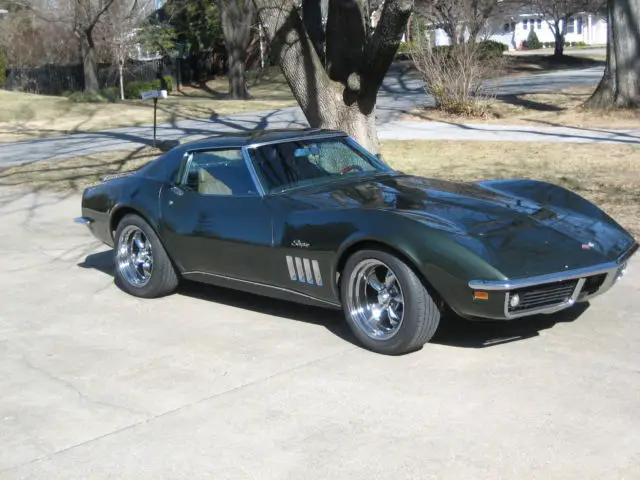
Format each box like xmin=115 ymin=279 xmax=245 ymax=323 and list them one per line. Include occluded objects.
xmin=468 ymin=242 xmax=637 ymax=319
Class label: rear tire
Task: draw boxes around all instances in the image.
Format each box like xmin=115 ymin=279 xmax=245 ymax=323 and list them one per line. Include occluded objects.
xmin=114 ymin=214 xmax=179 ymax=298
xmin=341 ymin=249 xmax=440 ymax=355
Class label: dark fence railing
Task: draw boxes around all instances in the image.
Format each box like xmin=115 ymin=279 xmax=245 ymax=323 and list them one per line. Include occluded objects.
xmin=3 ymin=53 xmax=229 ymax=96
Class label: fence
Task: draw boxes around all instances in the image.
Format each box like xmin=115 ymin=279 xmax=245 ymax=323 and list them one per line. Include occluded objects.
xmin=3 ymin=53 xmax=229 ymax=96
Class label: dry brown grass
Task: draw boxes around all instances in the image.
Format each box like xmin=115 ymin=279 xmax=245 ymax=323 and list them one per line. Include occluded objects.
xmin=2 ymin=140 xmax=638 ymax=236
xmin=501 ymin=53 xmax=605 ymax=77
xmin=0 ymin=70 xmax=295 ymax=142
xmin=381 ymin=141 xmax=640 ymax=236
xmin=404 ymin=86 xmax=640 ymax=129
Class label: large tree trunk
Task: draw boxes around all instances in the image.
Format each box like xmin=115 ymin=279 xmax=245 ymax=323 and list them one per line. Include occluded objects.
xmin=81 ymin=30 xmax=99 ymax=94
xmin=552 ymin=20 xmax=565 ymax=58
xmin=586 ymin=0 xmax=640 ymax=108
xmin=553 ymin=34 xmax=564 ymax=58
xmin=227 ymin=47 xmax=250 ymax=99
xmin=219 ymin=0 xmax=253 ymax=100
xmin=253 ymin=0 xmax=412 ymax=154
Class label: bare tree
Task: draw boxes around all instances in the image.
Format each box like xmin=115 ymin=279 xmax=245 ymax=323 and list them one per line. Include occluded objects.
xmin=101 ymin=0 xmax=154 ymax=99
xmin=585 ymin=0 xmax=640 ymax=108
xmin=415 ymin=0 xmax=502 ymax=44
xmin=217 ymin=0 xmax=255 ymax=99
xmin=0 ymin=2 xmax=77 ymax=68
xmin=528 ymin=0 xmax=603 ymax=58
xmin=73 ymin=0 xmax=118 ymax=93
xmin=9 ymin=0 xmax=121 ymax=92
xmin=252 ymin=0 xmax=412 ymax=154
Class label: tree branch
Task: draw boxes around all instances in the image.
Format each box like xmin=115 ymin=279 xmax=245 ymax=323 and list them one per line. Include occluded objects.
xmin=86 ymin=0 xmax=118 ymax=31
xmin=362 ymin=0 xmax=413 ymax=92
xmin=302 ymin=0 xmax=326 ymax=63
xmin=253 ymin=0 xmax=339 ymax=123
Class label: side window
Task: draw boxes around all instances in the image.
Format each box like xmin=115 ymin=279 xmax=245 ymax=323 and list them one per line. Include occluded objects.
xmin=182 ymin=149 xmax=258 ymax=196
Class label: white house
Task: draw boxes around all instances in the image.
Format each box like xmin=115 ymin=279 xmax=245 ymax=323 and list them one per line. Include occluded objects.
xmin=430 ymin=12 xmax=607 ymax=50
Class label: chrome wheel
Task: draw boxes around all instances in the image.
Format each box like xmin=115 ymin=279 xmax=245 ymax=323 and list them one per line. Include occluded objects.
xmin=116 ymin=225 xmax=153 ymax=287
xmin=345 ymin=259 xmax=405 ymax=340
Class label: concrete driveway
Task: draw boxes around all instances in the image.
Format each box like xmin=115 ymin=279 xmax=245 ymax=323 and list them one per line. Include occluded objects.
xmin=1 ymin=188 xmax=639 ymax=478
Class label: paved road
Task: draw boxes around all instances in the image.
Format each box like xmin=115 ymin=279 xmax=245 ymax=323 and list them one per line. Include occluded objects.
xmin=0 ymin=66 xmax=610 ymax=167
xmin=1 ymin=188 xmax=639 ymax=477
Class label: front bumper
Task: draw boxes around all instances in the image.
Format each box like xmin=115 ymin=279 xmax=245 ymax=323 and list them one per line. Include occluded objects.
xmin=462 ymin=242 xmax=638 ymax=320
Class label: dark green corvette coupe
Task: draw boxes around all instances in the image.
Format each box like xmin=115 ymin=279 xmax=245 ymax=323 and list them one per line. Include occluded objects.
xmin=76 ymin=129 xmax=637 ymax=355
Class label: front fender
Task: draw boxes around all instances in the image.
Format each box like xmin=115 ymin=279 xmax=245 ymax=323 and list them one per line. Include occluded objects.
xmin=328 ymin=210 xmax=507 ymax=307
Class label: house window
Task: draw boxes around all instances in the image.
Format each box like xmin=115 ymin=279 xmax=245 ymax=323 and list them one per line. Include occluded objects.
xmin=577 ymin=16 xmax=583 ymax=34
xmin=523 ymin=19 xmax=528 ymax=30
xmin=537 ymin=19 xmax=542 ymax=29
xmin=567 ymin=17 xmax=575 ymax=34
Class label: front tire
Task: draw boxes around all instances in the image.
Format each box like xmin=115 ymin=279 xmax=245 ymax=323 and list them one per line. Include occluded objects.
xmin=341 ymin=249 xmax=441 ymax=355
xmin=114 ymin=214 xmax=179 ymax=298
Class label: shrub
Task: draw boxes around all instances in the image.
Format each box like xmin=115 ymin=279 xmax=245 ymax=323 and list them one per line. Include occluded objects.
xmin=477 ymin=40 xmax=508 ymax=59
xmin=100 ymin=87 xmax=120 ymax=102
xmin=124 ymin=76 xmax=174 ymax=100
xmin=124 ymin=81 xmax=154 ymax=99
xmin=525 ymin=29 xmax=542 ymax=50
xmin=410 ymin=40 xmax=503 ymax=117
xmin=0 ymin=49 xmax=6 ymax=88
xmin=161 ymin=75 xmax=173 ymax=93
xmin=396 ymin=42 xmax=416 ymax=59
xmin=67 ymin=92 xmax=108 ymax=103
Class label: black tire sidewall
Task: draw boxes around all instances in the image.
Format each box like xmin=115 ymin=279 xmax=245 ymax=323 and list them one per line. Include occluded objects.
xmin=341 ymin=249 xmax=437 ymax=355
xmin=113 ymin=214 xmax=177 ymax=298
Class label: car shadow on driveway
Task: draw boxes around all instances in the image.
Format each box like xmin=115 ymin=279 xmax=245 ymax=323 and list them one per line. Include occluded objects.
xmin=433 ymin=304 xmax=590 ymax=348
xmin=79 ymin=251 xmax=590 ymax=350
xmin=78 ymin=250 xmax=354 ymax=345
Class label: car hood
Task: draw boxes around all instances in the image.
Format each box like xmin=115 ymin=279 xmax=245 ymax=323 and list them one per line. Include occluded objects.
xmin=286 ymin=174 xmax=634 ymax=278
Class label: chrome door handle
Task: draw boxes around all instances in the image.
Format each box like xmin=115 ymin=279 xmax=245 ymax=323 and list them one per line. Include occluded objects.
xmin=170 ymin=186 xmax=184 ymax=196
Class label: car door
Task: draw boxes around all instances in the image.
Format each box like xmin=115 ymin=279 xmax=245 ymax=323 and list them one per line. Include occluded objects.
xmin=160 ymin=148 xmax=275 ymax=282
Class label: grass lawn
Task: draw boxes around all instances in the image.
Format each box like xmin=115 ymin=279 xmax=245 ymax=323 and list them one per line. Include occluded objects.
xmin=404 ymin=85 xmax=640 ymax=129
xmin=500 ymin=53 xmax=605 ymax=76
xmin=2 ymin=140 xmax=638 ymax=236
xmin=0 ymin=69 xmax=296 ymax=142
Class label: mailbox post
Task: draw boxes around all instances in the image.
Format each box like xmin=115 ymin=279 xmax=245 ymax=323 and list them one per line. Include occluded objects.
xmin=140 ymin=89 xmax=168 ymax=147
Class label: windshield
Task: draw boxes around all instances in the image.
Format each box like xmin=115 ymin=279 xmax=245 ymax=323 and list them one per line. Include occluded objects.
xmin=247 ymin=137 xmax=393 ymax=194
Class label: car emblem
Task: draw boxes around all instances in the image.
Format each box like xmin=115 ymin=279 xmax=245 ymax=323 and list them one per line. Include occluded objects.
xmin=582 ymin=242 xmax=595 ymax=250
xmin=291 ymin=239 xmax=311 ymax=248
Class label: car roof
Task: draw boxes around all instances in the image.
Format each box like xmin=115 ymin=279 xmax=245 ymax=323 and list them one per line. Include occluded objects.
xmin=138 ymin=128 xmax=349 ymax=183
xmin=175 ymin=128 xmax=347 ymax=153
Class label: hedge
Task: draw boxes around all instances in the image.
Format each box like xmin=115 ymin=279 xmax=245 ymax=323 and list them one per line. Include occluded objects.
xmin=123 ymin=75 xmax=174 ymax=100
xmin=477 ymin=40 xmax=508 ymax=59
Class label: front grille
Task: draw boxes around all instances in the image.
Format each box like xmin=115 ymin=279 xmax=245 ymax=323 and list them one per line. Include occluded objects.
xmin=508 ymin=279 xmax=580 ymax=314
